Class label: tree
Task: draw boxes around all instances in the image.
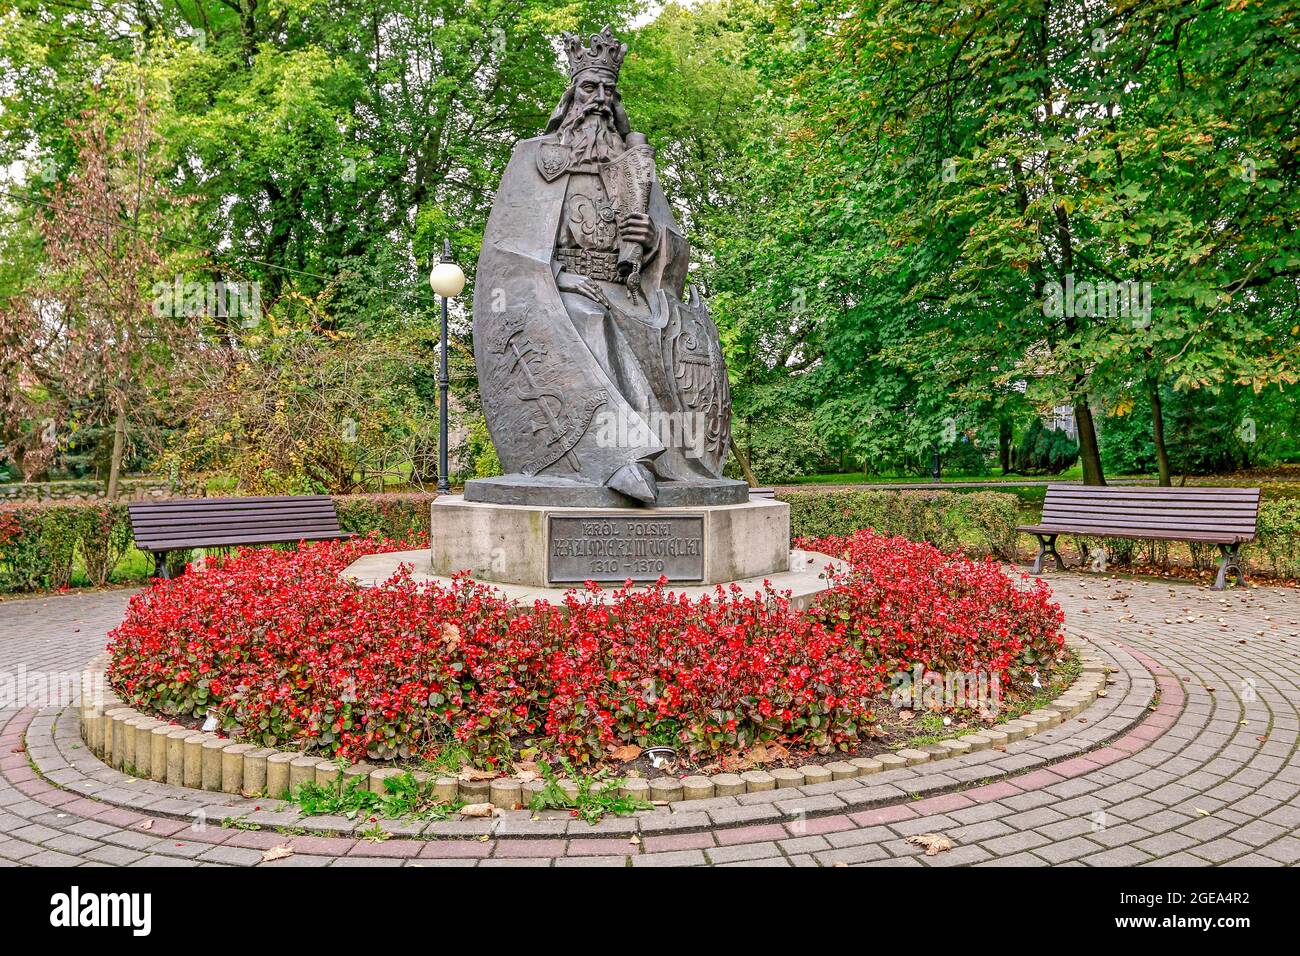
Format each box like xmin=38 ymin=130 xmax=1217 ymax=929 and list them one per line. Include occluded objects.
xmin=0 ymin=71 xmax=196 ymax=495
xmin=751 ymin=0 xmax=1299 ymax=486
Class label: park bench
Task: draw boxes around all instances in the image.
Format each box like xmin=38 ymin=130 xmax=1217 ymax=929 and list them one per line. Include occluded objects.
xmin=1018 ymin=484 xmax=1260 ymax=590
xmin=127 ymin=495 xmax=355 ymax=579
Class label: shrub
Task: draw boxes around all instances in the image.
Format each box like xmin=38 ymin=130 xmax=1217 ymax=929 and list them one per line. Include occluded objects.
xmin=1252 ymin=500 xmax=1300 ymax=577
xmin=459 ymin=418 xmax=502 ymax=479
xmin=0 ymin=502 xmax=130 ymax=591
xmin=107 ymin=530 xmax=1065 ymax=766
xmin=0 ymin=507 xmax=53 ymax=591
xmin=954 ymin=492 xmax=1021 ymax=561
xmin=1012 ymin=419 xmax=1078 ymax=475
xmin=334 ymin=492 xmax=436 ymax=542
xmin=0 ymin=492 xmax=435 ymax=593
xmin=780 ymin=489 xmax=1021 ymax=559
xmin=77 ymin=504 xmax=133 ymax=587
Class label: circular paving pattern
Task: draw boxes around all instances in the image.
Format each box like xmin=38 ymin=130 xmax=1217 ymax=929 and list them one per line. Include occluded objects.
xmin=0 ymin=572 xmax=1297 ymax=867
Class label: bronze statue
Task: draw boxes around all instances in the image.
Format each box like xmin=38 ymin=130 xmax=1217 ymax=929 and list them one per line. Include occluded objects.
xmin=470 ymin=27 xmax=742 ymax=508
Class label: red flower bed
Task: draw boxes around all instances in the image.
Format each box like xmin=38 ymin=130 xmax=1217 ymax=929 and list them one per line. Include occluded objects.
xmin=107 ymin=530 xmax=1063 ymax=766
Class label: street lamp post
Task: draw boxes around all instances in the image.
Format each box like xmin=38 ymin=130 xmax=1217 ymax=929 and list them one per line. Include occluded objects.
xmin=428 ymin=239 xmax=466 ymax=495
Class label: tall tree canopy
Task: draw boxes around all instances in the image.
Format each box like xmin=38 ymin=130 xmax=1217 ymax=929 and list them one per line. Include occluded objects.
xmin=2 ymin=0 xmax=1298 ymax=489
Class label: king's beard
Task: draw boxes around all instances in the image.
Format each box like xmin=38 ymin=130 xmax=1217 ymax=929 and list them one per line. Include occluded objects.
xmin=558 ymin=104 xmax=625 ymax=164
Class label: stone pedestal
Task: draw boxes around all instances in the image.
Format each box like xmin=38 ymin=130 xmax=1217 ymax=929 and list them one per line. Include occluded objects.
xmin=428 ymin=494 xmax=789 ymax=588
xmin=340 ymin=493 xmax=841 ymax=608
xmin=342 ymin=547 xmax=839 ymax=610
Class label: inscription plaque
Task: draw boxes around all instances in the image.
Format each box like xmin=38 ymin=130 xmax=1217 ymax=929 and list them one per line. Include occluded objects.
xmin=547 ymin=513 xmax=705 ymax=584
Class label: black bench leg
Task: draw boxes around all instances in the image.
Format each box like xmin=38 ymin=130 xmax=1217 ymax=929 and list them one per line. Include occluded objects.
xmin=152 ymin=551 xmax=171 ymax=580
xmin=1032 ymin=534 xmax=1065 ymax=574
xmin=1214 ymin=544 xmax=1244 ymax=591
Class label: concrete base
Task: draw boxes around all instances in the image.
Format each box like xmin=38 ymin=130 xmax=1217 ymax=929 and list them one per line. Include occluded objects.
xmin=341 ymin=548 xmax=843 ymax=610
xmin=425 ymin=494 xmax=790 ymax=588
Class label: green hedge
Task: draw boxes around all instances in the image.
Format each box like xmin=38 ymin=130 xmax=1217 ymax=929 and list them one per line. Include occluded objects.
xmin=0 ymin=492 xmax=436 ymax=593
xmin=779 ymin=489 xmax=1022 ymax=560
xmin=4 ymin=488 xmax=1296 ymax=593
xmin=780 ymin=489 xmax=1300 ymax=578
xmin=334 ymin=492 xmax=436 ymax=542
xmin=1251 ymin=499 xmax=1300 ymax=577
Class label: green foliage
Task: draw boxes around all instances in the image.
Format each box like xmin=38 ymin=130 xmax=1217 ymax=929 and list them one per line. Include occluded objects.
xmin=528 ymin=760 xmax=651 ymax=824
xmin=712 ymin=0 xmax=1300 ymax=486
xmin=459 ymin=418 xmax=502 ymax=480
xmin=0 ymin=503 xmax=131 ymax=592
xmin=333 ymin=493 xmax=435 ymax=543
xmin=0 ymin=493 xmax=432 ymax=593
xmin=1098 ymin=404 xmax=1158 ymax=476
xmin=75 ymin=505 xmax=134 ymax=587
xmin=1013 ymin=421 xmax=1079 ymax=476
xmin=780 ymin=489 xmax=1022 ymax=560
xmin=956 ymin=492 xmax=1022 ymax=562
xmin=1252 ymin=500 xmax=1300 ymax=578
xmin=729 ymin=383 xmax=832 ymax=482
xmin=0 ymin=508 xmax=55 ymax=591
xmin=291 ymin=770 xmax=462 ymax=821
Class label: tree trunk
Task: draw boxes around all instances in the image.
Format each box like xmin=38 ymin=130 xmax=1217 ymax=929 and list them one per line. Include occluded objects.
xmin=729 ymin=434 xmax=759 ymax=487
xmin=998 ymin=417 xmax=1012 ymax=474
xmin=1147 ymin=375 xmax=1171 ymax=486
xmin=1073 ymin=400 xmax=1106 ymax=485
xmin=106 ymin=402 xmax=127 ymax=499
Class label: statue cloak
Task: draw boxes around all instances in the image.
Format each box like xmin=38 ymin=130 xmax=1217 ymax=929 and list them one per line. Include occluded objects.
xmin=473 ymin=133 xmax=728 ymax=487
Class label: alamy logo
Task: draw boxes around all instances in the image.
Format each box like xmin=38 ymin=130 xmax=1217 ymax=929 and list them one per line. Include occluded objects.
xmin=49 ymin=886 xmax=152 ymax=936
xmin=152 ymin=276 xmax=262 ymax=325
xmin=1043 ymin=274 xmax=1151 ymax=326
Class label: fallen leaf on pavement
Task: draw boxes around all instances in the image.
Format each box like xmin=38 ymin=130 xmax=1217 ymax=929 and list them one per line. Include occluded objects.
xmin=458 ymin=802 xmax=495 ymax=818
xmin=262 ymin=844 xmax=294 ymax=862
xmin=906 ymin=833 xmax=954 ymax=856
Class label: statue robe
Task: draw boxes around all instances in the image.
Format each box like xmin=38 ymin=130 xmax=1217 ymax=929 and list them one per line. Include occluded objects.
xmin=473 ymin=133 xmax=730 ymax=488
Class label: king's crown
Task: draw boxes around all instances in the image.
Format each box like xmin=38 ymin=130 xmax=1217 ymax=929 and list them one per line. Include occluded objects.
xmin=563 ymin=26 xmax=627 ymax=80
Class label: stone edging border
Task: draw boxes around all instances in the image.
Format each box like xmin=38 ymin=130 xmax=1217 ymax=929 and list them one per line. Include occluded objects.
xmin=76 ymin=635 xmax=1109 ymax=809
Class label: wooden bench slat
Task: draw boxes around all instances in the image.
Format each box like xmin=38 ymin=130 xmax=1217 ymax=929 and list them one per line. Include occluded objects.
xmin=137 ymin=531 xmax=355 ymax=551
xmin=1041 ymin=502 xmax=1258 ymax=516
xmin=127 ymin=502 xmax=338 ymax=515
xmin=129 ymin=494 xmax=335 ymax=508
xmin=1037 ymin=511 xmax=1258 ymax=531
xmin=131 ymin=509 xmax=340 ymax=530
xmin=135 ymin=524 xmax=352 ymax=540
xmin=1018 ymin=524 xmax=1251 ymax=543
xmin=1042 ymin=502 xmax=1258 ymax=514
xmin=1043 ymin=485 xmax=1260 ymax=498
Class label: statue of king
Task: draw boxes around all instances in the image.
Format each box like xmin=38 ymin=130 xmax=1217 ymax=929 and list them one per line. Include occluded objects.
xmin=470 ymin=26 xmax=742 ymax=508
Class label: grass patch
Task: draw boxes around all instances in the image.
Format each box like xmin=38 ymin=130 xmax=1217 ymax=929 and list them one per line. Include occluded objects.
xmin=890 ymin=649 xmax=1083 ymax=750
xmin=290 ymin=768 xmax=463 ymax=821
xmin=416 ymin=743 xmax=474 ymax=776
xmin=528 ymin=760 xmax=651 ymax=824
xmin=1000 ymin=651 xmax=1083 ymax=723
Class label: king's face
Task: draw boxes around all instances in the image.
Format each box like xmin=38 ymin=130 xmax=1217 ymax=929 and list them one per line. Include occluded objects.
xmin=572 ymin=69 xmax=617 ymax=120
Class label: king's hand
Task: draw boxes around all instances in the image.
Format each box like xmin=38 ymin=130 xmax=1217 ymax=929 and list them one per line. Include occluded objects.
xmin=620 ymin=212 xmax=655 ymax=250
xmin=556 ymin=270 xmax=612 ymax=309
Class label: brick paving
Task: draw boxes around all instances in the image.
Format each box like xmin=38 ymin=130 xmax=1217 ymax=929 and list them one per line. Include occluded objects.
xmin=0 ymin=571 xmax=1296 ymax=866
